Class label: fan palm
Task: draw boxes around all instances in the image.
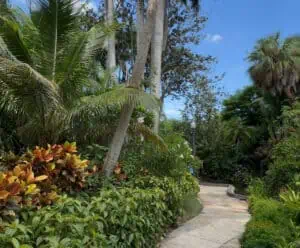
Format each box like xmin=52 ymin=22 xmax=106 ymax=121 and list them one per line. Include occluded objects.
xmin=248 ymin=33 xmax=300 ymax=99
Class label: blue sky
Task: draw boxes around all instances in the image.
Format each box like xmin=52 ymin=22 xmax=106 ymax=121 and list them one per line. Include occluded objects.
xmin=9 ymin=0 xmax=300 ymax=119
xmin=165 ymin=0 xmax=300 ymax=119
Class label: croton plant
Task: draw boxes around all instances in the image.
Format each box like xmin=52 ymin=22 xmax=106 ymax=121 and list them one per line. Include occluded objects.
xmin=0 ymin=163 xmax=57 ymax=220
xmin=0 ymin=142 xmax=89 ymax=220
xmin=31 ymin=142 xmax=89 ymax=192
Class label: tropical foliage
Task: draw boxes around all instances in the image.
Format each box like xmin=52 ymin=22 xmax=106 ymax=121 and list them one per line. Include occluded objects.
xmin=0 ymin=0 xmax=110 ymax=146
xmin=248 ymin=33 xmax=300 ymax=99
xmin=0 ymin=172 xmax=199 ymax=248
xmin=2 ymin=0 xmax=300 ymax=246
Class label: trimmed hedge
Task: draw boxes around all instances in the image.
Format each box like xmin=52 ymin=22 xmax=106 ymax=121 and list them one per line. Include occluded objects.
xmin=0 ymin=173 xmax=200 ymax=248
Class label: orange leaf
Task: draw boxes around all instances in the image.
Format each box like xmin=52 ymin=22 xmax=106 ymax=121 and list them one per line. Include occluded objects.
xmin=0 ymin=190 xmax=9 ymax=200
xmin=13 ymin=166 xmax=22 ymax=177
xmin=27 ymin=172 xmax=35 ymax=184
xmin=44 ymin=154 xmax=54 ymax=163
xmin=7 ymin=183 xmax=21 ymax=195
xmin=7 ymin=176 xmax=18 ymax=184
xmin=35 ymin=175 xmax=48 ymax=182
xmin=63 ymin=141 xmax=77 ymax=153
xmin=114 ymin=167 xmax=121 ymax=175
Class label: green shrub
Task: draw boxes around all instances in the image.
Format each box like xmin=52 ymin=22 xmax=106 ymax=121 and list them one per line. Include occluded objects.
xmin=122 ymin=134 xmax=202 ymax=178
xmin=125 ymin=173 xmax=199 ymax=222
xmin=264 ymin=104 xmax=300 ymax=196
xmin=251 ymin=198 xmax=287 ymax=225
xmin=0 ymin=187 xmax=172 ymax=248
xmin=248 ymin=179 xmax=268 ymax=198
xmin=247 ymin=179 xmax=268 ymax=210
xmin=242 ymin=220 xmax=291 ymax=248
xmin=242 ymin=196 xmax=298 ymax=248
xmin=0 ymin=173 xmax=199 ymax=247
xmin=280 ymin=189 xmax=300 ymax=224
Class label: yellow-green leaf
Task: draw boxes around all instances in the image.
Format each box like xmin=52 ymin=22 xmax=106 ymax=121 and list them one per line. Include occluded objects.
xmin=34 ymin=175 xmax=48 ymax=182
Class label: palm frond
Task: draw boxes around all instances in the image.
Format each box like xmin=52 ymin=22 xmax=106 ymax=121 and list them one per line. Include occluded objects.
xmin=30 ymin=0 xmax=80 ymax=80
xmin=0 ymin=15 xmax=32 ymax=63
xmin=248 ymin=33 xmax=300 ymax=98
xmin=0 ymin=57 xmax=60 ymax=116
xmin=130 ymin=123 xmax=167 ymax=151
xmin=17 ymin=109 xmax=68 ymax=145
xmin=81 ymin=87 xmax=160 ymax=110
xmin=57 ymin=23 xmax=113 ymax=106
xmin=0 ymin=37 xmax=15 ymax=59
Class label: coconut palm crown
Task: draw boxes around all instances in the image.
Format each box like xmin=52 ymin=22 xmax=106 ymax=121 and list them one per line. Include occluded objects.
xmin=0 ymin=0 xmax=159 ymax=147
xmin=0 ymin=0 xmax=112 ymax=145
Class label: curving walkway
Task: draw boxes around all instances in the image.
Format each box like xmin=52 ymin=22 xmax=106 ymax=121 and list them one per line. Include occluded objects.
xmin=160 ymin=185 xmax=250 ymax=248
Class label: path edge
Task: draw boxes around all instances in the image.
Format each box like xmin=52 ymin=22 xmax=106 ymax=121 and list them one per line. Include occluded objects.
xmin=227 ymin=184 xmax=247 ymax=201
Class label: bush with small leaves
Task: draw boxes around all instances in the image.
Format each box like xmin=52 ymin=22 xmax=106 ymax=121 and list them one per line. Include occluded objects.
xmin=126 ymin=173 xmax=200 ymax=222
xmin=0 ymin=187 xmax=172 ymax=248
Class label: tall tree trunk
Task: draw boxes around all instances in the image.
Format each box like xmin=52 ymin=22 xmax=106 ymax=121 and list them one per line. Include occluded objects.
xmin=105 ymin=0 xmax=116 ymax=78
xmin=162 ymin=0 xmax=168 ymax=52
xmin=136 ymin=0 xmax=144 ymax=56
xmin=151 ymin=0 xmax=165 ymax=133
xmin=103 ymin=0 xmax=158 ymax=177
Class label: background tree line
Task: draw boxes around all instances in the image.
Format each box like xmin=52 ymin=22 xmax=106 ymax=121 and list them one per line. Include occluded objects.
xmin=0 ymin=0 xmax=215 ymax=177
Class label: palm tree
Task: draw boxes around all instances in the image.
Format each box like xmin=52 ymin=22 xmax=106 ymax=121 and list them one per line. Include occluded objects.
xmin=136 ymin=0 xmax=144 ymax=56
xmin=104 ymin=0 xmax=116 ymax=76
xmin=103 ymin=0 xmax=159 ymax=176
xmin=248 ymin=33 xmax=300 ymax=99
xmin=0 ymin=0 xmax=110 ymax=145
xmin=150 ymin=0 xmax=201 ymax=133
xmin=150 ymin=0 xmax=165 ymax=133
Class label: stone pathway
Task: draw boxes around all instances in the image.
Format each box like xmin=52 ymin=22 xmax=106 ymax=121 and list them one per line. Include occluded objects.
xmin=160 ymin=185 xmax=250 ymax=248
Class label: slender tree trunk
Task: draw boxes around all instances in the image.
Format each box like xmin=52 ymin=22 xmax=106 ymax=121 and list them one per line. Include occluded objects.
xmin=136 ymin=0 xmax=144 ymax=56
xmin=151 ymin=0 xmax=165 ymax=133
xmin=162 ymin=0 xmax=168 ymax=52
xmin=136 ymin=0 xmax=145 ymax=91
xmin=105 ymin=0 xmax=116 ymax=78
xmin=103 ymin=0 xmax=159 ymax=177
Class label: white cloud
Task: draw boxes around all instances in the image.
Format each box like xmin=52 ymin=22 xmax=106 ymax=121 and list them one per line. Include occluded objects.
xmin=86 ymin=1 xmax=98 ymax=11
xmin=164 ymin=108 xmax=182 ymax=119
xmin=205 ymin=34 xmax=224 ymax=43
xmin=74 ymin=0 xmax=98 ymax=13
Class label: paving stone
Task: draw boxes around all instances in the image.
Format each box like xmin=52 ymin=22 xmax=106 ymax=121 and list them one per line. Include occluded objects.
xmin=160 ymin=185 xmax=250 ymax=248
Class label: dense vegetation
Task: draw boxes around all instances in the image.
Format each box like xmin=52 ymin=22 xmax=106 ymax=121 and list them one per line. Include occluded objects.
xmin=1 ymin=0 xmax=300 ymax=246
xmin=160 ymin=33 xmax=300 ymax=247
xmin=0 ymin=0 xmax=206 ymax=246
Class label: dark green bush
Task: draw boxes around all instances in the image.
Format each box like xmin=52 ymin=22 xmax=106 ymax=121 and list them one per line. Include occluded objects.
xmin=0 ymin=188 xmax=171 ymax=248
xmin=0 ymin=173 xmax=199 ymax=248
xmin=121 ymin=133 xmax=202 ymax=178
xmin=251 ymin=198 xmax=287 ymax=225
xmin=242 ymin=220 xmax=291 ymax=248
xmin=242 ymin=196 xmax=298 ymax=248
xmin=265 ymin=133 xmax=300 ymax=196
xmin=247 ymin=179 xmax=268 ymax=210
